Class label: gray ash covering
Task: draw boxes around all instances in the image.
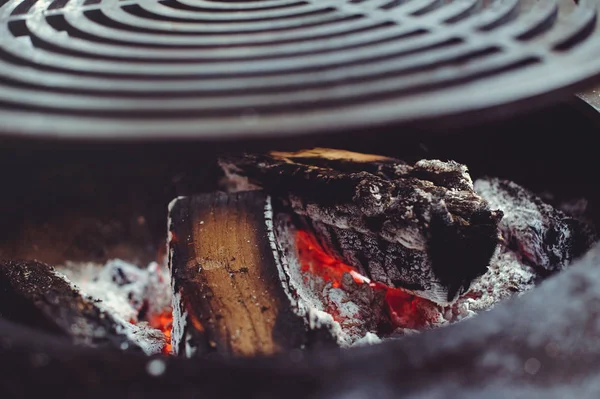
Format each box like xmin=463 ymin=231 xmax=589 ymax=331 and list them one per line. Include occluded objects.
xmin=272 ymin=212 xmax=386 ymax=347
xmin=0 ymin=260 xmax=160 ymax=352
xmin=54 ymin=259 xmax=172 ymax=355
xmin=475 ymin=178 xmax=597 ymax=274
xmin=220 ymin=149 xmax=503 ymax=305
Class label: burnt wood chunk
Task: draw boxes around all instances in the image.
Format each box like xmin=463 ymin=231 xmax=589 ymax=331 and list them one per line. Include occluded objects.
xmin=475 ymin=178 xmax=596 ymax=272
xmin=0 ymin=260 xmax=142 ymax=351
xmin=219 ymin=148 xmax=503 ymax=305
xmin=168 ymin=191 xmax=309 ymax=358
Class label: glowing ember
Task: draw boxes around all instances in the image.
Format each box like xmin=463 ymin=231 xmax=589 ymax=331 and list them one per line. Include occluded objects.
xmin=149 ymin=310 xmax=173 ymax=354
xmin=296 ymin=230 xmax=438 ymax=330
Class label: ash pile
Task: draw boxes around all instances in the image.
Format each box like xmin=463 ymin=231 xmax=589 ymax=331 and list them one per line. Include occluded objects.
xmin=0 ymin=258 xmax=173 ymax=355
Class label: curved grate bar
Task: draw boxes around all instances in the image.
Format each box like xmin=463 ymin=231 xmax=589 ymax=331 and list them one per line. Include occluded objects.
xmin=0 ymin=0 xmax=599 ymax=139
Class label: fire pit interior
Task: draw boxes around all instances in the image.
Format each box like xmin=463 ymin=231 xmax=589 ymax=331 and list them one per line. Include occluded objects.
xmin=3 ymin=0 xmax=600 ymax=396
xmin=1 ymin=99 xmax=600 ymax=369
xmin=4 ymin=0 xmax=600 ymax=396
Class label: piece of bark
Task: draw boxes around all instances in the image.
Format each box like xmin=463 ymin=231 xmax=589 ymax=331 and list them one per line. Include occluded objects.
xmin=475 ymin=178 xmax=596 ymax=272
xmin=168 ymin=191 xmax=314 ymax=358
xmin=219 ymin=148 xmax=503 ymax=305
xmin=0 ymin=260 xmax=146 ymax=351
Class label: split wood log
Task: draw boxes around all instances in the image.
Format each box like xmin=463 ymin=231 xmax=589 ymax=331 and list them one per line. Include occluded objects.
xmin=168 ymin=191 xmax=325 ymax=358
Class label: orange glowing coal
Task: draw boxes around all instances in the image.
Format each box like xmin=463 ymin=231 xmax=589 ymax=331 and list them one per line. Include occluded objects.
xmin=149 ymin=310 xmax=173 ymax=354
xmin=295 ymin=230 xmax=436 ymax=330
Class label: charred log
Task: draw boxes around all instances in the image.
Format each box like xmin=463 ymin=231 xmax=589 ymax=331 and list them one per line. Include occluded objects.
xmin=0 ymin=260 xmax=148 ymax=352
xmin=168 ymin=191 xmax=320 ymax=358
xmin=219 ymin=148 xmax=503 ymax=304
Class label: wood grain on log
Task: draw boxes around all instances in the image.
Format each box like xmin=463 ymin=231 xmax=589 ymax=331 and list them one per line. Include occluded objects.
xmin=168 ymin=191 xmax=309 ymax=358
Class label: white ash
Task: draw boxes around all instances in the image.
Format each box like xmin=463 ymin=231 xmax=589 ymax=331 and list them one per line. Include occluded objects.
xmin=463 ymin=248 xmax=537 ymax=312
xmin=272 ymin=211 xmax=383 ymax=347
xmin=167 ymin=196 xmax=186 ymax=252
xmin=265 ymin=196 xmax=301 ymax=312
xmin=473 ymin=177 xmax=593 ymax=272
xmin=171 ymin=290 xmax=188 ymax=356
xmin=167 ymin=196 xmax=182 ymax=356
xmin=268 ymin=196 xmax=352 ymax=345
xmin=408 ymin=246 xmax=537 ymax=330
xmin=56 ymin=259 xmax=171 ymax=323
xmin=413 ymin=159 xmax=471 ymax=184
xmin=267 ymin=198 xmax=348 ymax=346
xmin=53 ymin=268 xmax=165 ymax=355
xmin=112 ymin=317 xmax=166 ymax=355
xmin=308 ymin=308 xmax=342 ymax=340
xmin=54 ymin=259 xmax=172 ymax=355
xmin=351 ymin=332 xmax=382 ymax=347
xmin=268 ymin=196 xmax=365 ymax=347
xmin=185 ymin=330 xmax=197 ymax=358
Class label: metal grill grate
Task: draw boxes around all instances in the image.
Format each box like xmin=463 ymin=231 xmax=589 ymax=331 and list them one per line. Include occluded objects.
xmin=0 ymin=0 xmax=599 ymax=139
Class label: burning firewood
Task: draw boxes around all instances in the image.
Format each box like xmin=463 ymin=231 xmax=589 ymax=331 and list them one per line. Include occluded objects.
xmin=219 ymin=148 xmax=503 ymax=305
xmin=0 ymin=260 xmax=161 ymax=352
xmin=168 ymin=191 xmax=316 ymax=358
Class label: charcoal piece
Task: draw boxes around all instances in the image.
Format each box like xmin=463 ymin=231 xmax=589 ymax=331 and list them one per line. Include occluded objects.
xmin=219 ymin=148 xmax=503 ymax=305
xmin=168 ymin=191 xmax=318 ymax=358
xmin=474 ymin=178 xmax=596 ymax=272
xmin=0 ymin=260 xmax=145 ymax=351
